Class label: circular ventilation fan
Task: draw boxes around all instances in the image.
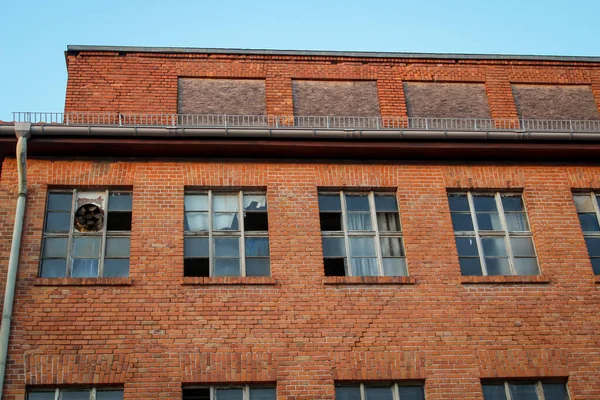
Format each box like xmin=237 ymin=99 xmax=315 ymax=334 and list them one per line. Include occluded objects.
xmin=74 ymin=204 xmax=104 ymax=232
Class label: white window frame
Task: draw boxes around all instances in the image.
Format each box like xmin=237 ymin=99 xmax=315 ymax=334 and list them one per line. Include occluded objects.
xmin=451 ymin=191 xmax=538 ymax=276
xmin=184 ymin=190 xmax=269 ymax=277
xmin=573 ymin=191 xmax=600 ymax=273
xmin=483 ymin=380 xmax=570 ymax=400
xmin=41 ymin=189 xmax=132 ymax=278
xmin=335 ymin=382 xmax=424 ymax=400
xmin=28 ymin=387 xmax=124 ymax=400
xmin=320 ymin=191 xmax=405 ymax=277
xmin=182 ymin=385 xmax=276 ymax=399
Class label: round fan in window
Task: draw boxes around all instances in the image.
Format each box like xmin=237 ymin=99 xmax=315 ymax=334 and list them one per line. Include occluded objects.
xmin=74 ymin=204 xmax=104 ymax=232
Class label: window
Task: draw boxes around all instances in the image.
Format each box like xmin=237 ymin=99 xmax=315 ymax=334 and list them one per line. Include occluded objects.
xmin=319 ymin=191 xmax=406 ymax=277
xmin=28 ymin=388 xmax=124 ymax=400
xmin=184 ymin=191 xmax=270 ymax=277
xmin=482 ymin=381 xmax=569 ymax=400
xmin=335 ymin=383 xmax=424 ymax=400
xmin=573 ymin=193 xmax=600 ymax=274
xmin=449 ymin=192 xmax=539 ymax=276
xmin=182 ymin=386 xmax=276 ymax=400
xmin=40 ymin=190 xmax=132 ymax=278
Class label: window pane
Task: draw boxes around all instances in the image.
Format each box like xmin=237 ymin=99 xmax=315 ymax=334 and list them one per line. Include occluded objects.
xmin=460 ymin=257 xmax=482 ymax=276
xmin=351 ymin=258 xmax=378 ymax=276
xmin=46 ymin=212 xmax=71 ymax=232
xmin=482 ymin=384 xmax=508 ymax=400
xmin=215 ymin=237 xmax=240 ymax=257
xmin=185 ymin=212 xmax=209 ymax=231
xmin=578 ymin=213 xmax=600 ymax=232
xmin=213 ymin=194 xmax=239 ymax=212
xmin=364 ymin=387 xmax=393 ymax=400
xmin=106 ymin=237 xmax=130 ymax=258
xmin=319 ymin=194 xmax=341 ymax=211
xmin=106 ymin=211 xmax=132 ymax=231
xmin=244 ymin=195 xmax=267 ymax=211
xmin=185 ymin=238 xmax=209 ymax=257
xmin=40 ymin=259 xmax=67 ymax=278
xmin=320 ymin=213 xmax=342 ymax=231
xmin=506 ymin=213 xmax=529 ymax=232
xmin=214 ymin=258 xmax=240 ymax=276
xmin=48 ymin=193 xmax=73 ymax=211
xmin=383 ymin=258 xmax=407 ymax=276
xmin=335 ymin=386 xmax=361 ymax=400
xmin=473 ymin=195 xmax=498 ymax=212
xmin=184 ymin=194 xmax=208 ymax=211
xmin=574 ymin=194 xmax=595 ymax=212
xmin=73 ymin=237 xmax=102 ymax=258
xmin=542 ymin=383 xmax=569 ymax=400
xmin=508 ymin=383 xmax=538 ymax=400
xmin=380 ymin=237 xmax=404 ymax=257
xmin=245 ymin=237 xmax=270 ymax=257
xmin=592 ymin=258 xmax=600 ymax=275
xmin=246 ymin=258 xmax=270 ymax=276
xmin=324 ymin=258 xmax=346 ymax=276
xmin=72 ymin=259 xmax=99 ymax=278
xmin=184 ymin=258 xmax=209 ymax=277
xmin=249 ymin=388 xmax=276 ymax=400
xmin=96 ymin=391 xmax=125 ymax=400
xmin=43 ymin=238 xmax=68 ymax=258
xmin=451 ymin=213 xmax=474 ymax=232
xmin=456 ymin=237 xmax=479 ymax=257
xmin=585 ymin=238 xmax=600 ymax=257
xmin=61 ymin=391 xmax=90 ymax=400
xmin=476 ymin=213 xmax=502 ymax=230
xmin=27 ymin=392 xmax=56 ymax=400
xmin=213 ymin=212 xmax=239 ymax=231
xmin=215 ymin=388 xmax=243 ymax=400
xmin=511 ymin=237 xmax=535 ymax=257
xmin=182 ymin=388 xmax=210 ymax=400
xmin=377 ymin=213 xmax=401 ymax=232
xmin=397 ymin=386 xmax=425 ymax=400
xmin=347 ymin=213 xmax=372 ymax=231
xmin=108 ymin=193 xmax=132 ymax=211
xmin=103 ymin=259 xmax=129 ymax=277
xmin=346 ymin=194 xmax=370 ymax=211
xmin=485 ymin=258 xmax=511 ymax=275
xmin=481 ymin=238 xmax=508 ymax=257
xmin=448 ymin=194 xmax=470 ymax=212
xmin=514 ymin=258 xmax=539 ymax=275
xmin=375 ymin=195 xmax=398 ymax=211
xmin=322 ymin=237 xmax=346 ymax=257
xmin=350 ymin=237 xmax=376 ymax=257
xmin=245 ymin=213 xmax=269 ymax=231
xmin=501 ymin=195 xmax=524 ymax=212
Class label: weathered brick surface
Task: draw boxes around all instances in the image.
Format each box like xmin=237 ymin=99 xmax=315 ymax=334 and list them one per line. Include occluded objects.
xmin=0 ymin=158 xmax=599 ymax=399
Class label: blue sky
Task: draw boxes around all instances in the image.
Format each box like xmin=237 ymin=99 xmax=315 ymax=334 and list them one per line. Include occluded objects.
xmin=1 ymin=0 xmax=600 ymax=121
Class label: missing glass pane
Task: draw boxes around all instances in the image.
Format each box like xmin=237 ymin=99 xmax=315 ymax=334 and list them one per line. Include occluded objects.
xmin=320 ymin=212 xmax=342 ymax=231
xmin=324 ymin=258 xmax=346 ymax=276
xmin=245 ymin=212 xmax=268 ymax=231
xmin=184 ymin=258 xmax=210 ymax=277
xmin=107 ymin=211 xmax=132 ymax=231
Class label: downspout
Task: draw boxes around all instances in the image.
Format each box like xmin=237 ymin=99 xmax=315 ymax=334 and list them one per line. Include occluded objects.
xmin=0 ymin=122 xmax=30 ymax=400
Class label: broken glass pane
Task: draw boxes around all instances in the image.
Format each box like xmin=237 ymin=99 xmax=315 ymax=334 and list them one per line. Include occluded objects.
xmin=324 ymin=258 xmax=346 ymax=276
xmin=184 ymin=258 xmax=209 ymax=277
xmin=244 ymin=213 xmax=268 ymax=231
xmin=320 ymin=213 xmax=342 ymax=231
xmin=107 ymin=211 xmax=132 ymax=231
xmin=243 ymin=195 xmax=267 ymax=210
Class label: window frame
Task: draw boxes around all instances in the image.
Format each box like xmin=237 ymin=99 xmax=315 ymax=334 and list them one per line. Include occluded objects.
xmin=482 ymin=380 xmax=570 ymax=400
xmin=573 ymin=191 xmax=600 ymax=274
xmin=319 ymin=190 xmax=405 ymax=277
xmin=41 ymin=189 xmax=132 ymax=278
xmin=182 ymin=384 xmax=276 ymax=400
xmin=335 ymin=382 xmax=424 ymax=400
xmin=184 ymin=190 xmax=269 ymax=277
xmin=27 ymin=387 xmax=124 ymax=400
xmin=450 ymin=191 xmax=539 ymax=276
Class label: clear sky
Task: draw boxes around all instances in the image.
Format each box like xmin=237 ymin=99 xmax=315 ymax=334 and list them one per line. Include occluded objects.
xmin=1 ymin=0 xmax=600 ymax=121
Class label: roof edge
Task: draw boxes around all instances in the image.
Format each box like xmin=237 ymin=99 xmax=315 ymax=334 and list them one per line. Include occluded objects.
xmin=66 ymin=45 xmax=600 ymax=63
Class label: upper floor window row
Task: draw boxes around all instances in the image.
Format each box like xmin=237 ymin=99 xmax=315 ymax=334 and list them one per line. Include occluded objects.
xmin=182 ymin=386 xmax=275 ymax=400
xmin=335 ymin=383 xmax=425 ymax=400
xmin=573 ymin=192 xmax=600 ymax=275
xmin=482 ymin=380 xmax=569 ymax=400
xmin=28 ymin=388 xmax=123 ymax=400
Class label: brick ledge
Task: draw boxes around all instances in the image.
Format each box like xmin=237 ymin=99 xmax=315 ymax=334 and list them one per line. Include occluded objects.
xmin=461 ymin=275 xmax=550 ymax=284
xmin=34 ymin=277 xmax=133 ymax=286
xmin=181 ymin=276 xmax=276 ymax=285
xmin=323 ymin=276 xmax=416 ymax=285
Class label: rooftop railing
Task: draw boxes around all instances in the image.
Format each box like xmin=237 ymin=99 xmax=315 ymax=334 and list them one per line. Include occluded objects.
xmin=11 ymin=112 xmax=600 ymax=132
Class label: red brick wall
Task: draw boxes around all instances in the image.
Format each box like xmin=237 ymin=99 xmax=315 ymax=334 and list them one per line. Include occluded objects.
xmin=64 ymin=51 xmax=600 ymax=118
xmin=1 ymin=158 xmax=600 ymax=399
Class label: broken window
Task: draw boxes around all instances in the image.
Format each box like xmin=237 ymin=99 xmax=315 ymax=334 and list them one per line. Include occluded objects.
xmin=573 ymin=193 xmax=600 ymax=275
xmin=449 ymin=192 xmax=539 ymax=276
xmin=482 ymin=380 xmax=569 ymax=400
xmin=182 ymin=386 xmax=276 ymax=400
xmin=40 ymin=190 xmax=132 ymax=278
xmin=184 ymin=191 xmax=270 ymax=277
xmin=319 ymin=191 xmax=406 ymax=277
xmin=28 ymin=388 xmax=124 ymax=400
xmin=335 ymin=383 xmax=424 ymax=400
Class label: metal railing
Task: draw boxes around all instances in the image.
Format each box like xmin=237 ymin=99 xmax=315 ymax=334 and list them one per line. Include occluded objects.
xmin=11 ymin=112 xmax=600 ymax=132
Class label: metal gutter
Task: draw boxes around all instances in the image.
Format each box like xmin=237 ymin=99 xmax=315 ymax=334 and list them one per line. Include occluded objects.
xmin=65 ymin=45 xmax=600 ymax=63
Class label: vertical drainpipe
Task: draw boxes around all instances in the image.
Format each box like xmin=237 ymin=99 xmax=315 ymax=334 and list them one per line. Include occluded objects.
xmin=0 ymin=122 xmax=31 ymax=400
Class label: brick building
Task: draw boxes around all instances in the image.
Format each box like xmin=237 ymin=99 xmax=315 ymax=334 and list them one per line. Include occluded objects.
xmin=0 ymin=45 xmax=600 ymax=399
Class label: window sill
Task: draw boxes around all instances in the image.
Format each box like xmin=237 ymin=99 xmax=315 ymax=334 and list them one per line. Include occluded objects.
xmin=323 ymin=276 xmax=416 ymax=285
xmin=181 ymin=277 xmax=277 ymax=285
xmin=34 ymin=277 xmax=133 ymax=286
xmin=460 ymin=275 xmax=550 ymax=284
